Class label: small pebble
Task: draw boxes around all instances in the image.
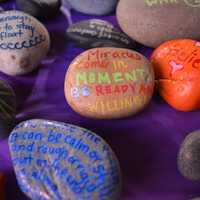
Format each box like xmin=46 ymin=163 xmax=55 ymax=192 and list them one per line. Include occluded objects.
xmin=64 ymin=0 xmax=118 ymax=15
xmin=0 ymin=10 xmax=50 ymax=76
xmin=9 ymin=119 xmax=122 ymax=200
xmin=16 ymin=0 xmax=61 ymax=19
xmin=151 ymin=39 xmax=200 ymax=111
xmin=178 ymin=130 xmax=200 ymax=181
xmin=66 ymin=19 xmax=136 ymax=49
xmin=65 ymin=47 xmax=154 ymax=119
xmin=0 ymin=79 xmax=16 ymax=139
xmin=117 ymin=0 xmax=200 ymax=47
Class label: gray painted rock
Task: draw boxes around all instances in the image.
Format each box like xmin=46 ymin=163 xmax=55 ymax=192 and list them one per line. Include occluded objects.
xmin=66 ymin=19 xmax=137 ymax=49
xmin=16 ymin=0 xmax=61 ymax=19
xmin=117 ymin=0 xmax=200 ymax=48
xmin=65 ymin=0 xmax=118 ymax=15
xmin=9 ymin=119 xmax=122 ymax=200
xmin=178 ymin=130 xmax=200 ymax=181
xmin=0 ymin=10 xmax=50 ymax=76
xmin=0 ymin=79 xmax=16 ymax=139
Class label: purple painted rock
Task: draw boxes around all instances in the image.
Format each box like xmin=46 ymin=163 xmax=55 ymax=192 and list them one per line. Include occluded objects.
xmin=0 ymin=10 xmax=50 ymax=75
xmin=9 ymin=119 xmax=122 ymax=200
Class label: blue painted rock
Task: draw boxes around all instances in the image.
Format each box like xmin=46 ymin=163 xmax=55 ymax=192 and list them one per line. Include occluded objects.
xmin=0 ymin=79 xmax=16 ymax=139
xmin=0 ymin=10 xmax=50 ymax=76
xmin=16 ymin=0 xmax=61 ymax=19
xmin=9 ymin=119 xmax=122 ymax=200
xmin=66 ymin=19 xmax=136 ymax=49
xmin=65 ymin=0 xmax=118 ymax=15
xmin=117 ymin=0 xmax=200 ymax=48
xmin=64 ymin=47 xmax=154 ymax=119
xmin=178 ymin=130 xmax=200 ymax=181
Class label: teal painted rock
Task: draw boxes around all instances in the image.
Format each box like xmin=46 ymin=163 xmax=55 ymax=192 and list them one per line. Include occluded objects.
xmin=0 ymin=79 xmax=16 ymax=139
xmin=65 ymin=0 xmax=118 ymax=16
xmin=9 ymin=119 xmax=122 ymax=200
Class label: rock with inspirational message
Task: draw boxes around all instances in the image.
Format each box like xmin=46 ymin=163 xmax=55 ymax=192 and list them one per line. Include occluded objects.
xmin=64 ymin=47 xmax=154 ymax=119
xmin=9 ymin=119 xmax=122 ymax=200
xmin=0 ymin=10 xmax=50 ymax=75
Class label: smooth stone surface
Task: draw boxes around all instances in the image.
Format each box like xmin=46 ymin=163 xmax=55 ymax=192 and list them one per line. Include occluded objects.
xmin=65 ymin=0 xmax=118 ymax=15
xmin=178 ymin=130 xmax=200 ymax=181
xmin=151 ymin=39 xmax=200 ymax=111
xmin=65 ymin=47 xmax=154 ymax=119
xmin=0 ymin=79 xmax=16 ymax=139
xmin=16 ymin=0 xmax=61 ymax=19
xmin=9 ymin=119 xmax=122 ymax=200
xmin=66 ymin=19 xmax=137 ymax=49
xmin=0 ymin=10 xmax=50 ymax=76
xmin=117 ymin=0 xmax=200 ymax=48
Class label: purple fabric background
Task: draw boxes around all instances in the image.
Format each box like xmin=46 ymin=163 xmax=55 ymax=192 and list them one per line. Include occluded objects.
xmin=0 ymin=1 xmax=200 ymax=199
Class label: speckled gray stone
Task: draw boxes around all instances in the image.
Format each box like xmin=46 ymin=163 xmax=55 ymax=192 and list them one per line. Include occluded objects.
xmin=9 ymin=119 xmax=122 ymax=200
xmin=66 ymin=19 xmax=137 ymax=49
xmin=178 ymin=130 xmax=200 ymax=181
xmin=65 ymin=0 xmax=118 ymax=15
xmin=0 ymin=79 xmax=16 ymax=139
xmin=16 ymin=0 xmax=61 ymax=19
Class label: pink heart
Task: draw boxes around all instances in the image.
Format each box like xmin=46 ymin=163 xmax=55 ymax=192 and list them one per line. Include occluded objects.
xmin=169 ymin=60 xmax=183 ymax=74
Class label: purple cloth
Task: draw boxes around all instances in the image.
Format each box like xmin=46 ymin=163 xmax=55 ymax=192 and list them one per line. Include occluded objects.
xmin=1 ymin=1 xmax=200 ymax=200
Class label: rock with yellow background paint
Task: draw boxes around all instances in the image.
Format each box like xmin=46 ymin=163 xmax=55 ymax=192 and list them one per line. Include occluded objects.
xmin=64 ymin=48 xmax=154 ymax=119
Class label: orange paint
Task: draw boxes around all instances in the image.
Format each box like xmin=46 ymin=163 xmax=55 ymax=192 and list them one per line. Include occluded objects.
xmin=0 ymin=174 xmax=5 ymax=200
xmin=151 ymin=39 xmax=200 ymax=111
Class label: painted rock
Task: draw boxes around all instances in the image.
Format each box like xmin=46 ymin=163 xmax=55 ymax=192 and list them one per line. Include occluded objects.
xmin=64 ymin=48 xmax=154 ymax=119
xmin=0 ymin=174 xmax=5 ymax=200
xmin=9 ymin=119 xmax=122 ymax=200
xmin=16 ymin=0 xmax=61 ymax=19
xmin=0 ymin=79 xmax=16 ymax=139
xmin=66 ymin=19 xmax=136 ymax=49
xmin=65 ymin=0 xmax=118 ymax=15
xmin=178 ymin=130 xmax=200 ymax=181
xmin=117 ymin=0 xmax=200 ymax=48
xmin=0 ymin=10 xmax=50 ymax=76
xmin=151 ymin=39 xmax=200 ymax=111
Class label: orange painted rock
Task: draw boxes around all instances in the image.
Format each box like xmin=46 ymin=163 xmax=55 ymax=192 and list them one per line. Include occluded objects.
xmin=65 ymin=47 xmax=154 ymax=119
xmin=0 ymin=174 xmax=5 ymax=200
xmin=151 ymin=39 xmax=200 ymax=111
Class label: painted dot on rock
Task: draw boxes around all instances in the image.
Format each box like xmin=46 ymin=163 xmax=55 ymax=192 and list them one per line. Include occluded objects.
xmin=178 ymin=130 xmax=200 ymax=181
xmin=151 ymin=39 xmax=200 ymax=111
xmin=0 ymin=79 xmax=16 ymax=139
xmin=117 ymin=0 xmax=200 ymax=48
xmin=64 ymin=47 xmax=154 ymax=119
xmin=8 ymin=119 xmax=122 ymax=200
xmin=0 ymin=10 xmax=50 ymax=76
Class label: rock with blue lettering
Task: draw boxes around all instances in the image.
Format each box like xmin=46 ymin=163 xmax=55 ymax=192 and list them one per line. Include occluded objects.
xmin=117 ymin=0 xmax=200 ymax=48
xmin=16 ymin=0 xmax=61 ymax=19
xmin=0 ymin=79 xmax=16 ymax=139
xmin=66 ymin=19 xmax=136 ymax=49
xmin=0 ymin=10 xmax=50 ymax=76
xmin=65 ymin=47 xmax=155 ymax=119
xmin=9 ymin=119 xmax=122 ymax=200
xmin=64 ymin=0 xmax=118 ymax=15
